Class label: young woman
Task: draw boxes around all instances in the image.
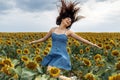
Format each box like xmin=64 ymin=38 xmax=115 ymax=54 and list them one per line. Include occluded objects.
xmin=29 ymin=0 xmax=100 ymax=80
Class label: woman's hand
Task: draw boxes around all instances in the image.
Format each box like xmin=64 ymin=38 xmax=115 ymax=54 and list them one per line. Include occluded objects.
xmin=29 ymin=41 xmax=35 ymax=44
xmin=93 ymin=44 xmax=102 ymax=49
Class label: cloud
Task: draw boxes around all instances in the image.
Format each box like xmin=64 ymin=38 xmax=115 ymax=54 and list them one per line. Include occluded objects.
xmin=15 ymin=0 xmax=58 ymax=12
xmin=72 ymin=0 xmax=120 ymax=32
xmin=0 ymin=0 xmax=120 ymax=32
xmin=0 ymin=0 xmax=14 ymax=14
xmin=0 ymin=8 xmax=58 ymax=32
xmin=0 ymin=0 xmax=58 ymax=13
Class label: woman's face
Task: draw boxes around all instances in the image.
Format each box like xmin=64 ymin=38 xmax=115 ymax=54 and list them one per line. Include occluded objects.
xmin=61 ymin=17 xmax=72 ymax=27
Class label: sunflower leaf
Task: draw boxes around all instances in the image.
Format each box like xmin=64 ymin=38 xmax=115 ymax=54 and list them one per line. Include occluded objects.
xmin=12 ymin=59 xmax=19 ymax=66
xmin=37 ymin=67 xmax=43 ymax=74
xmin=21 ymin=68 xmax=37 ymax=78
xmin=14 ymin=66 xmax=22 ymax=76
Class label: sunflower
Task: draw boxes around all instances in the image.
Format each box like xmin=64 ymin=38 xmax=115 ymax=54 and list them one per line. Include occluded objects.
xmin=34 ymin=55 xmax=42 ymax=63
xmin=116 ymin=74 xmax=120 ymax=80
xmin=104 ymin=50 xmax=108 ymax=56
xmin=6 ymin=40 xmax=12 ymax=45
xmin=37 ymin=43 xmax=41 ymax=47
xmin=16 ymin=49 xmax=22 ymax=54
xmin=45 ymin=47 xmax=51 ymax=52
xmin=117 ymin=57 xmax=120 ymax=61
xmin=49 ymin=67 xmax=61 ymax=78
xmin=109 ymin=74 xmax=120 ymax=80
xmin=0 ymin=61 xmax=5 ymax=70
xmin=32 ymin=44 xmax=37 ymax=48
xmin=83 ymin=58 xmax=91 ymax=66
xmin=43 ymin=50 xmax=49 ymax=56
xmin=35 ymin=48 xmax=40 ymax=52
xmin=84 ymin=73 xmax=96 ymax=80
xmin=0 ymin=39 xmax=3 ymax=44
xmin=85 ymin=47 xmax=90 ymax=52
xmin=108 ymin=76 xmax=115 ymax=80
xmin=1 ymin=65 xmax=13 ymax=76
xmin=97 ymin=43 xmax=103 ymax=48
xmin=15 ymin=42 xmax=21 ymax=47
xmin=104 ymin=44 xmax=111 ymax=50
xmin=67 ymin=47 xmax=71 ymax=54
xmin=78 ymin=71 xmax=83 ymax=78
xmin=71 ymin=38 xmax=75 ymax=42
xmin=26 ymin=61 xmax=38 ymax=70
xmin=79 ymin=49 xmax=84 ymax=54
xmin=75 ymin=41 xmax=80 ymax=47
xmin=75 ymin=56 xmax=79 ymax=60
xmin=94 ymin=54 xmax=102 ymax=61
xmin=21 ymin=56 xmax=29 ymax=63
xmin=111 ymin=50 xmax=119 ymax=57
xmin=110 ymin=40 xmax=115 ymax=46
xmin=73 ymin=40 xmax=77 ymax=44
xmin=2 ymin=58 xmax=13 ymax=67
xmin=47 ymin=43 xmax=52 ymax=47
xmin=34 ymin=51 xmax=40 ymax=55
xmin=67 ymin=41 xmax=72 ymax=46
xmin=115 ymin=61 xmax=120 ymax=70
xmin=23 ymin=48 xmax=30 ymax=54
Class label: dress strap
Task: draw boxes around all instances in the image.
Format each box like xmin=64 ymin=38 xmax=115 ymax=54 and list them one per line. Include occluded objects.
xmin=53 ymin=27 xmax=67 ymax=34
xmin=64 ymin=29 xmax=68 ymax=34
xmin=53 ymin=27 xmax=57 ymax=33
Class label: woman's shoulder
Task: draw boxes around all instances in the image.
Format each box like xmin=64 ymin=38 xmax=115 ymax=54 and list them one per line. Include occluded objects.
xmin=53 ymin=26 xmax=58 ymax=29
xmin=66 ymin=29 xmax=75 ymax=36
xmin=50 ymin=26 xmax=58 ymax=32
xmin=67 ymin=29 xmax=74 ymax=34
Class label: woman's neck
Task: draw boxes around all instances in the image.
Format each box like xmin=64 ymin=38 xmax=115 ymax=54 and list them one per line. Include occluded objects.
xmin=59 ymin=24 xmax=66 ymax=30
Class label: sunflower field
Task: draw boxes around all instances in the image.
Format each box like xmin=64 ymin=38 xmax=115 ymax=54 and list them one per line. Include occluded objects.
xmin=0 ymin=32 xmax=120 ymax=80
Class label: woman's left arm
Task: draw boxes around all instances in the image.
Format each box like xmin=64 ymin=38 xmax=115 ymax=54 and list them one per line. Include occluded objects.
xmin=69 ymin=31 xmax=100 ymax=48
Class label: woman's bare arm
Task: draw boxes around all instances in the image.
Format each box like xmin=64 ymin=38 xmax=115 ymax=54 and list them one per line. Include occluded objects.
xmin=69 ymin=31 xmax=100 ymax=48
xmin=29 ymin=27 xmax=55 ymax=44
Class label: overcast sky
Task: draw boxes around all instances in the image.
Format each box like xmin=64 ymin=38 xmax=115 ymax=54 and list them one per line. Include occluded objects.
xmin=0 ymin=0 xmax=120 ymax=32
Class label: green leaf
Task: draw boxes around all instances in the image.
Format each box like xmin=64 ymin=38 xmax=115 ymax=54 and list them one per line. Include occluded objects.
xmin=21 ymin=68 xmax=37 ymax=78
xmin=40 ymin=74 xmax=50 ymax=80
xmin=14 ymin=66 xmax=22 ymax=76
xmin=37 ymin=67 xmax=43 ymax=74
xmin=1 ymin=50 xmax=6 ymax=55
xmin=34 ymin=75 xmax=41 ymax=80
xmin=12 ymin=59 xmax=19 ymax=66
xmin=35 ymin=74 xmax=49 ymax=80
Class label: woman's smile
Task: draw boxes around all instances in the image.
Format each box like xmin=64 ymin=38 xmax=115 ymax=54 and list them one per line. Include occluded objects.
xmin=63 ymin=17 xmax=71 ymax=26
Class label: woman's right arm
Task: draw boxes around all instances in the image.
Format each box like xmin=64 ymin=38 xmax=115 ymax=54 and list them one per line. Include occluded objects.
xmin=29 ymin=27 xmax=55 ymax=44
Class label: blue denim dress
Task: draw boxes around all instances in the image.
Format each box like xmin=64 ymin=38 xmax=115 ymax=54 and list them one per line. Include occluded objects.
xmin=41 ymin=32 xmax=71 ymax=70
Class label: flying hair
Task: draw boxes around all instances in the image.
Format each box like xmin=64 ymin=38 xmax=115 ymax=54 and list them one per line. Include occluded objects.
xmin=56 ymin=0 xmax=85 ymax=29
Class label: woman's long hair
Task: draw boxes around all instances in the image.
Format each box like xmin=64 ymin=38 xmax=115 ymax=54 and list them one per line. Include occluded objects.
xmin=56 ymin=0 xmax=84 ymax=29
